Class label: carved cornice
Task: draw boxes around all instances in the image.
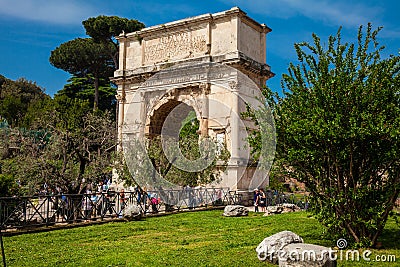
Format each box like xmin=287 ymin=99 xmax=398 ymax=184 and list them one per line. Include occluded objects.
xmin=111 ymin=72 xmax=156 ymax=86
xmin=118 ymin=7 xmax=270 ymax=41
xmin=112 ymin=52 xmax=274 ymax=88
xmin=220 ymin=51 xmax=275 ymax=79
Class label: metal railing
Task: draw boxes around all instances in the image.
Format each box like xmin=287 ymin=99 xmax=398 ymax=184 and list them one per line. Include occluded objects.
xmin=0 ymin=187 xmax=233 ymax=230
xmin=0 ymin=188 xmax=310 ymax=230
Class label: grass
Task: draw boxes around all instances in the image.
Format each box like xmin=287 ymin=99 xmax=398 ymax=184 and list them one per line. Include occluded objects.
xmin=2 ymin=210 xmax=399 ymax=266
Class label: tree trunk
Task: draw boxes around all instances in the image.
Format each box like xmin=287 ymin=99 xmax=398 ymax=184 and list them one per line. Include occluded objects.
xmin=371 ymin=189 xmax=400 ymax=246
xmin=94 ymin=75 xmax=99 ymax=111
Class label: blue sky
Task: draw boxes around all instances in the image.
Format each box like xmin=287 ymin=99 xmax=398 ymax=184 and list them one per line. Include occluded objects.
xmin=0 ymin=0 xmax=399 ymax=96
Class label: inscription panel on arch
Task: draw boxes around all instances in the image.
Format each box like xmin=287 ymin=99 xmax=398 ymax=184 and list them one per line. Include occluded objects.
xmin=143 ymin=28 xmax=208 ymax=64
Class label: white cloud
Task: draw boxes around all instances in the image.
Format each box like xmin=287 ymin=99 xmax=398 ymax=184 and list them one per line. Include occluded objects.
xmin=0 ymin=0 xmax=96 ymax=25
xmin=379 ymin=28 xmax=400 ymax=39
xmin=222 ymin=0 xmax=383 ymax=28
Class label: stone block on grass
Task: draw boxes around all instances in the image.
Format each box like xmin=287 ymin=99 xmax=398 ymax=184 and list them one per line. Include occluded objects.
xmin=223 ymin=205 xmax=249 ymax=217
xmin=123 ymin=204 xmax=142 ymax=220
xmin=279 ymin=243 xmax=337 ymax=267
xmin=256 ymin=231 xmax=304 ymax=264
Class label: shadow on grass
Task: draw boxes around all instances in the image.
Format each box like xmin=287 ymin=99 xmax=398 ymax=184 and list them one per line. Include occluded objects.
xmin=378 ymin=228 xmax=400 ymax=250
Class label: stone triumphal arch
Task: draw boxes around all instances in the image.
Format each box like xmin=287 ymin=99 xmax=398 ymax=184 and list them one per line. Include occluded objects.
xmin=112 ymin=7 xmax=275 ymax=197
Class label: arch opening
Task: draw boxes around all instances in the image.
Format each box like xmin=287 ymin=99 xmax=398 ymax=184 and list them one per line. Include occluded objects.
xmin=146 ymin=100 xmax=197 ymax=138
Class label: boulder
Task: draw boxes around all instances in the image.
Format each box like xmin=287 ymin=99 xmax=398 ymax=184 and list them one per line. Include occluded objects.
xmin=123 ymin=204 xmax=142 ymax=220
xmin=281 ymin=203 xmax=301 ymax=213
xmin=222 ymin=205 xmax=249 ymax=217
xmin=256 ymin=231 xmax=303 ymax=263
xmin=265 ymin=204 xmax=301 ymax=216
xmin=266 ymin=205 xmax=284 ymax=214
xmin=279 ymin=243 xmax=337 ymax=267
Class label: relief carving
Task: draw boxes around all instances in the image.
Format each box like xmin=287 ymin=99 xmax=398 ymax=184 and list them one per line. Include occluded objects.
xmin=144 ymin=32 xmax=207 ymax=64
xmin=228 ymin=81 xmax=238 ymax=91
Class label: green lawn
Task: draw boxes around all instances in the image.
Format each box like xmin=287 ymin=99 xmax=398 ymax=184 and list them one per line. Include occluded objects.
xmin=2 ymin=210 xmax=399 ymax=266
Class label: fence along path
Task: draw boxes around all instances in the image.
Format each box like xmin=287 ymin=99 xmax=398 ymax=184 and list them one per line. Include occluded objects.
xmin=0 ymin=188 xmax=311 ymax=231
xmin=0 ymin=187 xmax=234 ymax=230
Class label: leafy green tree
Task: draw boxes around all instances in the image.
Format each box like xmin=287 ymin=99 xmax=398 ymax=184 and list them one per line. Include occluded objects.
xmin=0 ymin=173 xmax=18 ymax=196
xmin=0 ymin=95 xmax=23 ymax=126
xmin=275 ymin=24 xmax=400 ymax=247
xmin=0 ymin=74 xmax=6 ymax=87
xmin=83 ymin=15 xmax=145 ymax=68
xmin=56 ymin=75 xmax=117 ymax=112
xmin=49 ymin=38 xmax=116 ymax=110
xmin=241 ymin=87 xmax=277 ymax=173
xmin=22 ymin=96 xmax=54 ymax=128
xmin=0 ymin=77 xmax=47 ymax=127
xmin=0 ymin=96 xmax=116 ymax=195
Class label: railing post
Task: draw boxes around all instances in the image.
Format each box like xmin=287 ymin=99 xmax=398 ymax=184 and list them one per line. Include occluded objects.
xmin=46 ymin=195 xmax=50 ymax=226
xmin=0 ymin=226 xmax=6 ymax=267
xmin=23 ymin=198 xmax=27 ymax=226
xmin=0 ymin=200 xmax=3 ymax=228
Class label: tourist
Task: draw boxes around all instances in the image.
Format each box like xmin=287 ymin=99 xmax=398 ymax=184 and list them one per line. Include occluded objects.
xmin=97 ymin=181 xmax=103 ymax=193
xmin=82 ymin=189 xmax=92 ymax=221
xmin=254 ymin=189 xmax=260 ymax=212
xmin=259 ymin=188 xmax=266 ymax=212
xmin=118 ymin=188 xmax=127 ymax=218
xmin=102 ymin=181 xmax=109 ymax=193
xmin=216 ymin=188 xmax=222 ymax=205
xmin=187 ymin=186 xmax=195 ymax=209
xmin=60 ymin=194 xmax=69 ymax=221
xmin=135 ymin=186 xmax=142 ymax=205
xmin=104 ymin=188 xmax=115 ymax=216
xmin=90 ymin=192 xmax=99 ymax=217
xmin=150 ymin=196 xmax=159 ymax=213
xmin=96 ymin=192 xmax=104 ymax=217
xmin=143 ymin=187 xmax=150 ymax=212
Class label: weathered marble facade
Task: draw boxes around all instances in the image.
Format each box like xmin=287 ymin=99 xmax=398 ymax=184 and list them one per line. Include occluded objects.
xmin=112 ymin=7 xmax=274 ymax=194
